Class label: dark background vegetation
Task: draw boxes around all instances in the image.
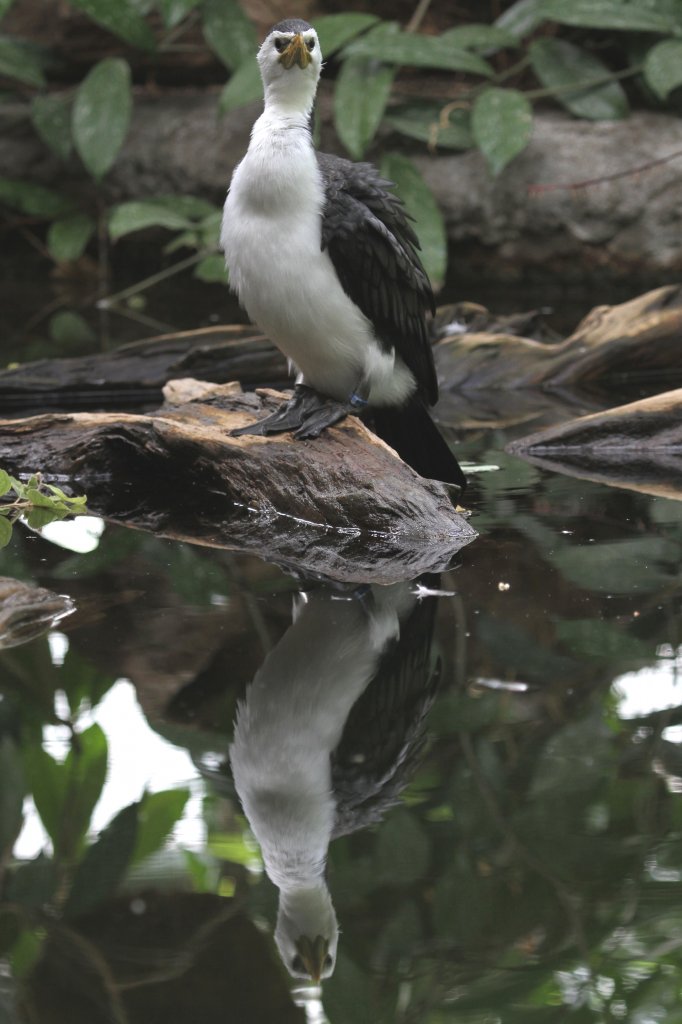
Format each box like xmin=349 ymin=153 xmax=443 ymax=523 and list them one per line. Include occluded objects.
xmin=2 ymin=0 xmax=682 ymax=358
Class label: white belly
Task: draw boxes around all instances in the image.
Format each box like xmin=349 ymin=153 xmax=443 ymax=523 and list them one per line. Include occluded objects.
xmin=221 ymin=121 xmax=414 ymax=406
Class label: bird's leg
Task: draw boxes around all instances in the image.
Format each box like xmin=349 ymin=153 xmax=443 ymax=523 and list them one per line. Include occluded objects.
xmin=293 ymin=378 xmax=370 ymax=440
xmin=230 ymin=384 xmax=325 ymax=437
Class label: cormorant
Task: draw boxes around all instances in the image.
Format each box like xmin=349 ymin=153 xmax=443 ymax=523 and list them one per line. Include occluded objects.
xmin=221 ymin=18 xmax=466 ymax=489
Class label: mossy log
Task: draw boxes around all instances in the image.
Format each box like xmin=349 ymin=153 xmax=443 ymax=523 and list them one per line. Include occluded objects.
xmin=0 ymin=381 xmax=475 ymax=584
xmin=507 ymin=388 xmax=682 ymax=499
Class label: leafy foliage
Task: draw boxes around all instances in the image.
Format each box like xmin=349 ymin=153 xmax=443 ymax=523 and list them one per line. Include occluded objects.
xmin=3 ymin=0 xmax=682 ymax=333
xmin=0 ymin=471 xmax=89 ymax=548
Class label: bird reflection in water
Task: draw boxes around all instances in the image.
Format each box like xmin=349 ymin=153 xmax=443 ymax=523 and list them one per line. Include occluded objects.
xmin=228 ymin=578 xmax=442 ymax=983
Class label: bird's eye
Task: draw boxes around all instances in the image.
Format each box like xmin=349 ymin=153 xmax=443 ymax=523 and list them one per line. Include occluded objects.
xmin=324 ymin=955 xmax=332 ymax=968
xmin=306 ymin=38 xmax=315 ymax=51
xmin=292 ymin=955 xmax=305 ymax=973
xmin=274 ymin=37 xmax=288 ymax=52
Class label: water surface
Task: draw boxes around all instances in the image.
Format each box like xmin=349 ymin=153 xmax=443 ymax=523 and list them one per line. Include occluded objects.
xmin=1 ymin=407 xmax=681 ymax=1024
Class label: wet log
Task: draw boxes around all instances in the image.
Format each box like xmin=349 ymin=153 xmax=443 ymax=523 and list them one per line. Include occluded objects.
xmin=0 ymin=381 xmax=475 ymax=584
xmin=0 ymin=576 xmax=74 ymax=649
xmin=2 ymin=287 xmax=682 ymax=410
xmin=0 ymin=325 xmax=287 ymax=409
xmin=507 ymin=388 xmax=682 ymax=500
xmin=435 ymin=284 xmax=682 ymax=393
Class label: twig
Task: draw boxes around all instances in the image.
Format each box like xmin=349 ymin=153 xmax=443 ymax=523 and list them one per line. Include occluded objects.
xmin=96 ymin=250 xmax=213 ymax=309
xmin=406 ymin=0 xmax=433 ymax=34
xmin=529 ymin=147 xmax=682 ymax=195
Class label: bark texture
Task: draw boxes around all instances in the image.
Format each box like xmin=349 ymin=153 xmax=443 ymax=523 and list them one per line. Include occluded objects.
xmin=0 ymin=381 xmax=475 ymax=584
xmin=507 ymin=388 xmax=682 ymax=500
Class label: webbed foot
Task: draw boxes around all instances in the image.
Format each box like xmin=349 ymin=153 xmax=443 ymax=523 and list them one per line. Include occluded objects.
xmin=230 ymin=385 xmax=323 ymax=437
xmin=293 ymin=398 xmax=352 ymax=439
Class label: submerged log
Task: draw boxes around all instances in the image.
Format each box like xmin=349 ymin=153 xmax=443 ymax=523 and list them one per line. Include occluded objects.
xmin=507 ymin=388 xmax=682 ymax=500
xmin=0 ymin=381 xmax=475 ymax=584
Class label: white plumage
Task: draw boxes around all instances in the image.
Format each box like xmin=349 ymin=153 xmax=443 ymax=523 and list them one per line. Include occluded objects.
xmin=229 ymin=583 xmax=416 ymax=982
xmin=221 ymin=22 xmax=415 ymax=407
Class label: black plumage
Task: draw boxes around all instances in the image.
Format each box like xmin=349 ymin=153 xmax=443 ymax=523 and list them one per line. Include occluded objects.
xmin=317 ymin=153 xmax=438 ymax=405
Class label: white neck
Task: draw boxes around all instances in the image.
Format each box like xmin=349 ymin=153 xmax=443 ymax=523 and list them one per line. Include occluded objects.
xmin=261 ymin=70 xmax=319 ymax=124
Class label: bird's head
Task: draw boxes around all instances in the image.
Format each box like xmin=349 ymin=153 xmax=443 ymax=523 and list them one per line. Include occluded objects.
xmin=275 ymin=882 xmax=338 ymax=983
xmin=258 ymin=19 xmax=322 ymax=111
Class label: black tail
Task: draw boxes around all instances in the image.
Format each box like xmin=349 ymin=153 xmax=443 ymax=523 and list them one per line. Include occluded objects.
xmin=369 ymin=398 xmax=467 ymax=491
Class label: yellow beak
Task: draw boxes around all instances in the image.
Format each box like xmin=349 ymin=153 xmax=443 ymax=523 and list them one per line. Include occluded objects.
xmin=295 ymin=934 xmax=329 ymax=983
xmin=280 ymin=33 xmax=312 ymax=70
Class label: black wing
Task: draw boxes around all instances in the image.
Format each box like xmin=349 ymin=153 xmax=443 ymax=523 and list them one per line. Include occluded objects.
xmin=317 ymin=152 xmax=438 ymax=405
xmin=330 ymin=581 xmax=442 ymax=839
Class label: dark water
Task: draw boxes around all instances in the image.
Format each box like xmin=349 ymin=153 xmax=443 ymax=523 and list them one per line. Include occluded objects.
xmin=1 ymin=401 xmax=682 ymax=1024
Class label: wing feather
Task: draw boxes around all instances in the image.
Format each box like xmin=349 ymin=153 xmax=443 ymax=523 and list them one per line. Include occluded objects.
xmin=317 ymin=152 xmax=438 ymax=405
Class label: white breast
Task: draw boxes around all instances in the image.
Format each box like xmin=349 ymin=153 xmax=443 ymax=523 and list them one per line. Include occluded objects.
xmin=221 ymin=115 xmax=415 ymax=406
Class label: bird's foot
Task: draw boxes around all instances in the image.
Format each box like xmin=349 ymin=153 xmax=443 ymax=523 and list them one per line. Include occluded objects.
xmin=230 ymin=384 xmax=323 ymax=437
xmin=294 ymin=391 xmax=368 ymax=440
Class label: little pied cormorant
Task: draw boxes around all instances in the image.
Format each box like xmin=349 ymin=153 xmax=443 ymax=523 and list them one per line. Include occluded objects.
xmin=221 ymin=19 xmax=466 ymax=490
xmin=227 ymin=579 xmax=441 ymax=983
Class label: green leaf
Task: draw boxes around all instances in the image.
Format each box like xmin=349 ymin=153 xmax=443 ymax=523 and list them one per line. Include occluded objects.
xmin=529 ymin=38 xmax=629 ymax=120
xmin=373 ymin=808 xmax=430 ymax=885
xmin=0 ymin=737 xmax=25 ymax=860
xmin=193 ymin=254 xmax=227 ymax=282
xmin=530 ymin=714 xmax=617 ymax=797
xmin=536 ymin=0 xmax=676 ymax=33
xmin=5 ymin=855 xmax=57 ymax=910
xmin=25 ymin=507 xmax=68 ymax=530
xmin=495 ymin=0 xmax=545 ymax=38
xmin=10 ymin=927 xmax=45 ymax=980
xmin=31 ymin=93 xmax=73 ymax=160
xmin=471 ymin=87 xmax=533 ymax=175
xmin=59 ymin=724 xmax=108 ymax=856
xmin=157 ymin=0 xmax=200 ymax=29
xmin=201 ymin=0 xmax=257 ymax=70
xmin=66 ymin=802 xmax=139 ymax=917
xmin=0 ymin=908 xmax=21 ymax=958
xmin=556 ymin=618 xmax=652 ymax=663
xmin=345 ymin=25 xmax=494 ymax=76
xmin=0 ymin=178 xmax=74 ymax=218
xmin=441 ymin=24 xmax=518 ymax=51
xmin=23 ymin=725 xmax=108 ymax=859
xmin=132 ymin=788 xmax=189 ymax=864
xmin=0 ymin=36 xmax=46 ymax=87
xmin=313 ymin=13 xmax=379 ymax=58
xmin=550 ymin=537 xmax=677 ymax=594
xmin=0 ymin=517 xmax=12 ymax=548
xmin=68 ymin=0 xmax=156 ymax=50
xmin=47 ymin=213 xmax=95 ymax=263
xmin=72 ymin=58 xmax=132 ymax=180
xmin=334 ymin=57 xmax=395 ymax=159
xmin=644 ymin=38 xmax=682 ymax=99
xmin=323 ymin=951 xmax=374 ymax=1024
xmin=49 ymin=310 xmax=96 ymax=347
xmin=384 ymin=101 xmax=473 ymax=150
xmin=0 ymin=0 xmax=16 ymax=22
xmin=0 ymin=469 xmax=11 ymax=495
xmin=380 ymin=152 xmax=447 ymax=287
xmin=219 ymin=55 xmax=262 ymax=114
xmin=60 ymin=647 xmax=114 ymax=716
xmin=23 ymin=744 xmax=69 ymax=851
xmin=108 ymin=199 xmax=191 ymax=239
xmin=25 ymin=487 xmax=56 ymax=508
